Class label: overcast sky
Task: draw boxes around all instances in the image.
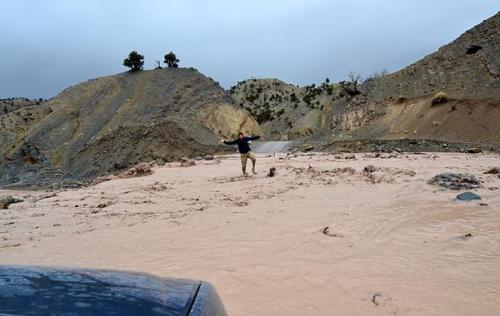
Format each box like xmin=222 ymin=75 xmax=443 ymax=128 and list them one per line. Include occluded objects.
xmin=1 ymin=1 xmax=499 ymax=99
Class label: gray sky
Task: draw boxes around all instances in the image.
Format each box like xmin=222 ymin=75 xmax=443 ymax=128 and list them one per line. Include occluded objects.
xmin=1 ymin=1 xmax=499 ymax=99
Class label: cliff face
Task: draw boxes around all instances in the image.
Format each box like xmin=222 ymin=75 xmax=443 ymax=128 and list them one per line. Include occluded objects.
xmin=0 ymin=68 xmax=260 ymax=186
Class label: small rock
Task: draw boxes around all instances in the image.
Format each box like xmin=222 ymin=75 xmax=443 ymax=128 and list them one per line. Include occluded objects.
xmin=371 ymin=293 xmax=382 ymax=306
xmin=344 ymin=154 xmax=356 ymax=160
xmin=484 ymin=167 xmax=500 ymax=175
xmin=267 ymin=167 xmax=276 ymax=177
xmin=467 ymin=148 xmax=482 ymax=154
xmin=363 ymin=165 xmax=377 ymax=173
xmin=0 ymin=196 xmax=24 ymax=209
xmin=180 ymin=158 xmax=196 ymax=167
xmin=122 ymin=163 xmax=153 ymax=177
xmin=203 ymin=155 xmax=215 ymax=161
xmin=302 ymin=144 xmax=314 ymax=152
xmin=428 ymin=173 xmax=481 ymax=190
xmin=457 ymin=233 xmax=473 ymax=241
xmin=97 ymin=202 xmax=112 ymax=208
xmin=456 ymin=192 xmax=481 ymax=201
xmin=321 ymin=226 xmax=343 ymax=238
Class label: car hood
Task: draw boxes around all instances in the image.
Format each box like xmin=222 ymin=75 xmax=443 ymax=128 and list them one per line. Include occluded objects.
xmin=0 ymin=266 xmax=201 ymax=316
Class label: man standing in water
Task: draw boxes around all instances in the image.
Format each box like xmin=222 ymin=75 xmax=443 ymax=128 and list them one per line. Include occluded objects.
xmin=221 ymin=133 xmax=261 ymax=176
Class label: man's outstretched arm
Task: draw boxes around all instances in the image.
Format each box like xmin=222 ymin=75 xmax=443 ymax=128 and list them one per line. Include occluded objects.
xmin=221 ymin=139 xmax=237 ymax=145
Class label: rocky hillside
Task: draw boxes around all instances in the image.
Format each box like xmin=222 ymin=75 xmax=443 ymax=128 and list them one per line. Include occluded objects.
xmin=1 ymin=98 xmax=47 ymax=114
xmin=367 ymin=11 xmax=500 ymax=100
xmin=1 ymin=98 xmax=52 ymax=159
xmin=230 ymin=78 xmax=387 ymax=141
xmin=357 ymin=11 xmax=500 ymax=144
xmin=231 ymin=79 xmax=339 ymax=139
xmin=0 ymin=68 xmax=260 ymax=187
xmin=232 ymin=11 xmax=500 ymax=145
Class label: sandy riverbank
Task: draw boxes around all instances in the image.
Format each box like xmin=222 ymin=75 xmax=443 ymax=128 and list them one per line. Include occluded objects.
xmin=1 ymin=152 xmax=499 ymax=315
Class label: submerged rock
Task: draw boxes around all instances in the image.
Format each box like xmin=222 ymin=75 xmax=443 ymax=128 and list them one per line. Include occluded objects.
xmin=484 ymin=167 xmax=500 ymax=175
xmin=363 ymin=165 xmax=377 ymax=173
xmin=267 ymin=167 xmax=276 ymax=177
xmin=456 ymin=192 xmax=481 ymax=201
xmin=180 ymin=158 xmax=196 ymax=167
xmin=0 ymin=196 xmax=24 ymax=209
xmin=428 ymin=173 xmax=481 ymax=190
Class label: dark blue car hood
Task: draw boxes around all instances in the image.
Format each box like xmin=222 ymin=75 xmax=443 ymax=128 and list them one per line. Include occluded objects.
xmin=0 ymin=266 xmax=201 ymax=316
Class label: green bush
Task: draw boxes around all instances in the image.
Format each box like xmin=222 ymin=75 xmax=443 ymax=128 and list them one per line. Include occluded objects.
xmin=246 ymin=93 xmax=259 ymax=102
xmin=255 ymin=108 xmax=274 ymax=123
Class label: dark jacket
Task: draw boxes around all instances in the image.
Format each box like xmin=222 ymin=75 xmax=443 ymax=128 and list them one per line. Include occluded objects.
xmin=223 ymin=136 xmax=260 ymax=154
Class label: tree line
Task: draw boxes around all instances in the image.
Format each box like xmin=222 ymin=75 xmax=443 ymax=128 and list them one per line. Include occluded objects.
xmin=123 ymin=51 xmax=180 ymax=72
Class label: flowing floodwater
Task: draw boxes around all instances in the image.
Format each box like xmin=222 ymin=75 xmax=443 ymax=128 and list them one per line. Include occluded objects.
xmin=1 ymin=153 xmax=499 ymax=315
xmin=252 ymin=141 xmax=294 ymax=154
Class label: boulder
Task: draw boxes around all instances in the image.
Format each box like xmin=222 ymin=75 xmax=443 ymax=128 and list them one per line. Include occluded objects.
xmin=180 ymin=158 xmax=196 ymax=167
xmin=363 ymin=165 xmax=377 ymax=173
xmin=484 ymin=167 xmax=500 ymax=175
xmin=0 ymin=196 xmax=24 ymax=209
xmin=467 ymin=148 xmax=482 ymax=154
xmin=267 ymin=167 xmax=276 ymax=177
xmin=456 ymin=192 xmax=481 ymax=201
xmin=302 ymin=144 xmax=314 ymax=152
xmin=428 ymin=173 xmax=481 ymax=190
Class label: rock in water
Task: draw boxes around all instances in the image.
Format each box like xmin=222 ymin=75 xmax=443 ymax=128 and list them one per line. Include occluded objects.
xmin=267 ymin=167 xmax=276 ymax=177
xmin=0 ymin=196 xmax=24 ymax=209
xmin=363 ymin=165 xmax=377 ymax=173
xmin=467 ymin=148 xmax=482 ymax=154
xmin=180 ymin=158 xmax=196 ymax=167
xmin=484 ymin=167 xmax=500 ymax=175
xmin=302 ymin=144 xmax=314 ymax=152
xmin=428 ymin=173 xmax=481 ymax=190
xmin=456 ymin=192 xmax=481 ymax=201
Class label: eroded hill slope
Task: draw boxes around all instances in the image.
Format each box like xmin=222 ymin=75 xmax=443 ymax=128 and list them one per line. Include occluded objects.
xmin=0 ymin=68 xmax=260 ymax=186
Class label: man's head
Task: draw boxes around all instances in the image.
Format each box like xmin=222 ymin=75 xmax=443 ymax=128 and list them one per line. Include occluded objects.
xmin=238 ymin=132 xmax=244 ymax=140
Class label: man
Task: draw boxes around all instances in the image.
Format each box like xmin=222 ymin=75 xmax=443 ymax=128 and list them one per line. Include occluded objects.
xmin=221 ymin=133 xmax=261 ymax=176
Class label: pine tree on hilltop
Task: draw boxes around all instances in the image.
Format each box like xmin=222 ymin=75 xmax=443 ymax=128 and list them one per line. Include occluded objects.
xmin=123 ymin=51 xmax=144 ymax=71
xmin=164 ymin=51 xmax=179 ymax=68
